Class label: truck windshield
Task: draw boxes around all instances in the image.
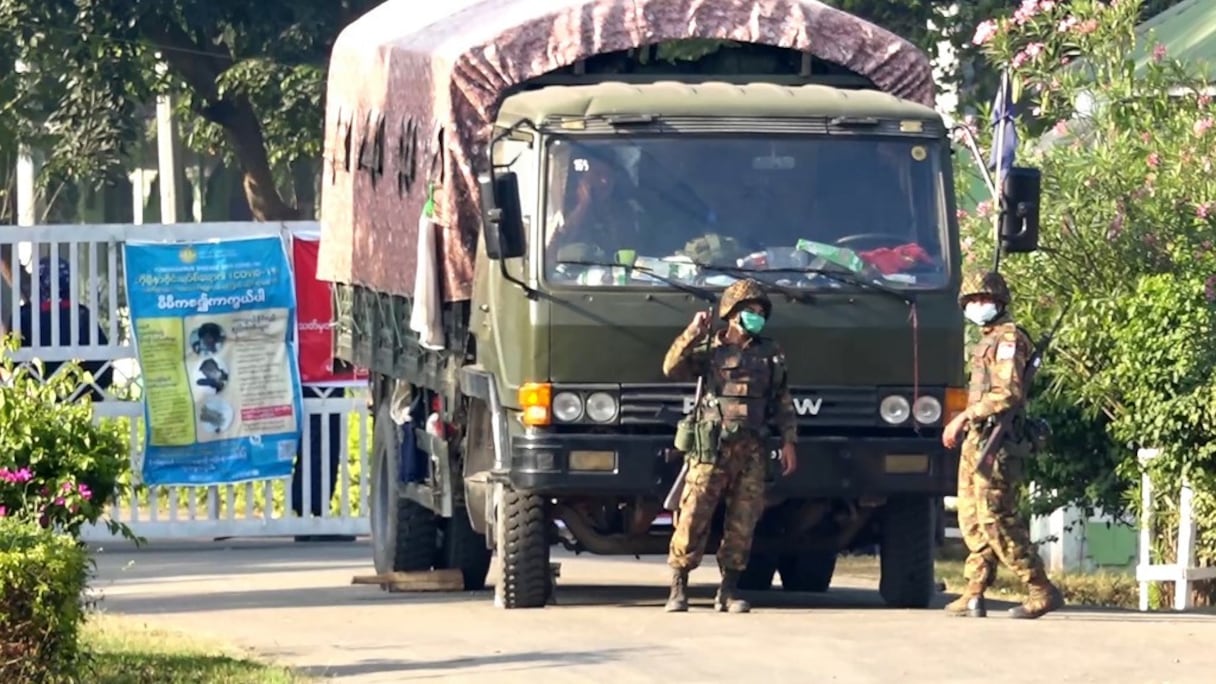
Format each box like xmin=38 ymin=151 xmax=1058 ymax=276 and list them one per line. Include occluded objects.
xmin=542 ymin=134 xmax=949 ymax=291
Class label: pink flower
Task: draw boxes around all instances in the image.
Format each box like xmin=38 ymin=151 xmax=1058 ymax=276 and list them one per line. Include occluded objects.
xmin=1012 ymin=50 xmax=1031 ymax=68
xmin=973 ymin=20 xmax=999 ymax=46
xmin=53 ymin=497 xmax=65 ymax=507
xmin=1147 ymin=152 xmax=1161 ymax=168
xmin=956 ymin=209 xmax=969 ymax=221
xmin=1013 ymin=0 xmax=1049 ymax=25
xmin=1075 ymin=19 xmax=1099 ymax=35
xmin=1200 ymin=95 xmax=1212 ymax=108
xmin=1058 ymin=16 xmax=1079 ymax=32
xmin=1153 ymin=43 xmax=1167 ymax=63
xmin=1053 ymin=120 xmax=1069 ymax=136
xmin=0 ymin=467 xmax=34 ymax=485
xmin=976 ymin=200 xmax=995 ymax=218
xmin=1198 ymin=203 xmax=1213 ymax=220
xmin=1195 ymin=118 xmax=1214 ymax=136
xmin=0 ymin=506 xmax=6 ymax=517
xmin=77 ymin=484 xmax=92 ymax=501
xmin=1025 ymin=42 xmax=1046 ymax=60
xmin=61 ymin=481 xmax=72 ymax=492
xmin=1140 ymin=132 xmax=1152 ymax=143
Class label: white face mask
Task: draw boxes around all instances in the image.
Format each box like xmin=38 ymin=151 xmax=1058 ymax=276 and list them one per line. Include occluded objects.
xmin=964 ymin=301 xmax=1000 ymax=325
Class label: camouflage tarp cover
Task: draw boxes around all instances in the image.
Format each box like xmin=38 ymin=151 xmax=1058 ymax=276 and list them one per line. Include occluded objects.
xmin=318 ymin=0 xmax=936 ymax=301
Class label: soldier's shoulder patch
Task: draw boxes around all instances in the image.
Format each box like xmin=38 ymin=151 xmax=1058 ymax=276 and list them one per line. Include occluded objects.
xmin=996 ymin=340 xmax=1018 ymax=360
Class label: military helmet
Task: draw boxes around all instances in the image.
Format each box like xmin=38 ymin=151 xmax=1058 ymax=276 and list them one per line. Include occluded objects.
xmin=959 ymin=270 xmax=1011 ymax=306
xmin=718 ymin=278 xmax=772 ymax=320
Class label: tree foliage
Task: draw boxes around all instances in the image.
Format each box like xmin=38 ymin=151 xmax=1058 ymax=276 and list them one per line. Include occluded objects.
xmin=958 ymin=0 xmax=1216 ymax=590
xmin=0 ymin=0 xmax=1194 ymax=222
xmin=0 ymin=0 xmax=380 ymax=220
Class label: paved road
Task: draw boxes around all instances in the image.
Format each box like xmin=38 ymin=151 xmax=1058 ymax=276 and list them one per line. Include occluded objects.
xmin=91 ymin=540 xmax=1216 ymax=683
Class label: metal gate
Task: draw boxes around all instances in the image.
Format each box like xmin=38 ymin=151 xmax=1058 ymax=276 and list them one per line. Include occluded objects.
xmin=0 ymin=221 xmax=372 ymax=542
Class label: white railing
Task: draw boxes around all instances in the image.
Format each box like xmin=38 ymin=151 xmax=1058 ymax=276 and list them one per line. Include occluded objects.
xmin=1135 ymin=448 xmax=1216 ymax=611
xmin=1 ymin=221 xmax=373 ymax=542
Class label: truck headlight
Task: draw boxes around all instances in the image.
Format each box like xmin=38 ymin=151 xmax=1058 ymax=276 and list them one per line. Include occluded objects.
xmin=585 ymin=392 xmax=619 ymax=423
xmin=552 ymin=392 xmax=584 ymax=422
xmin=913 ymin=396 xmax=942 ymax=424
xmin=879 ymin=395 xmax=911 ymax=424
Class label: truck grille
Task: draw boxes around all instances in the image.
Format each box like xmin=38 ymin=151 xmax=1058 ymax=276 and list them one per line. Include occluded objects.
xmin=619 ymin=384 xmax=879 ymax=427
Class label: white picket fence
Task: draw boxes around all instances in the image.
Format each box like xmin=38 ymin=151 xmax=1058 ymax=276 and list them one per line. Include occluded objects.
xmin=0 ymin=221 xmax=373 ymax=542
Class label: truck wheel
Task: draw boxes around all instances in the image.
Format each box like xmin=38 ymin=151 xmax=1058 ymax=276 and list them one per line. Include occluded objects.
xmin=494 ymin=487 xmax=550 ymax=609
xmin=778 ymin=550 xmax=837 ymax=593
xmin=878 ymin=495 xmax=936 ymax=608
xmin=737 ymin=551 xmax=778 ymax=591
xmin=437 ymin=507 xmax=492 ymax=590
xmin=370 ymin=400 xmax=438 ymax=575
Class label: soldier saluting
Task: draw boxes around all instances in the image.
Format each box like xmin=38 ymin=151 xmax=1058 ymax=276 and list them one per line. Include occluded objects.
xmin=942 ymin=271 xmax=1064 ymax=619
xmin=661 ymin=279 xmax=798 ymax=614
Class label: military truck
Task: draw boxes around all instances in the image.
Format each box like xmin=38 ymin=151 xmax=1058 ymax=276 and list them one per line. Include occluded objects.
xmin=318 ymin=0 xmax=1042 ymax=609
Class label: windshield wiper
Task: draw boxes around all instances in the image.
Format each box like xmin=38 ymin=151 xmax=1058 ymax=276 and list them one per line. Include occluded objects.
xmin=687 ymin=261 xmax=815 ymax=304
xmin=555 ymin=260 xmax=717 ymax=304
xmin=697 ymin=262 xmax=912 ymax=305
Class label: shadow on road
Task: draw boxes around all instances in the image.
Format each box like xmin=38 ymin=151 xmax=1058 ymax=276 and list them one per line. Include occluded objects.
xmin=295 ymin=647 xmax=652 ymax=679
xmin=95 ymin=585 xmax=493 ymax=614
xmin=91 ymin=540 xmax=370 ymax=582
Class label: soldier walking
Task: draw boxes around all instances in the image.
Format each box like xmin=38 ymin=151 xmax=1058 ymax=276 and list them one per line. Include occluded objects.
xmin=942 ymin=271 xmax=1064 ymax=619
xmin=661 ymin=279 xmax=798 ymax=613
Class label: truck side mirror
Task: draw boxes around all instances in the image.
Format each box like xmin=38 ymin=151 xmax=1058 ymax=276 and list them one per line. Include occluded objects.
xmin=477 ymin=171 xmax=526 ymax=260
xmin=1000 ymin=167 xmax=1041 ymax=254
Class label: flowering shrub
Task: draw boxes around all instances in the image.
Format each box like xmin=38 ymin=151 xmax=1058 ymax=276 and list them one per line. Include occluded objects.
xmin=0 ymin=335 xmax=134 ymax=540
xmin=957 ymin=0 xmax=1216 ymax=603
xmin=0 ymin=517 xmax=91 ymax=682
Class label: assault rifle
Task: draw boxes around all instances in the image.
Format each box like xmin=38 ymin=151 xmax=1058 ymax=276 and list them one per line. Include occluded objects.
xmin=662 ymin=375 xmax=702 ymax=513
xmin=975 ymin=302 xmax=1071 ymax=476
xmin=659 ymin=298 xmax=719 ymax=515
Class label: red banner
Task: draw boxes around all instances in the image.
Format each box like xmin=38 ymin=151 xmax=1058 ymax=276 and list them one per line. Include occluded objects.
xmin=292 ymin=235 xmax=368 ymax=386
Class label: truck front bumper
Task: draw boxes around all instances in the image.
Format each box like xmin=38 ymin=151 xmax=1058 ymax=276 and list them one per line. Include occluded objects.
xmin=497 ymin=432 xmax=957 ymax=498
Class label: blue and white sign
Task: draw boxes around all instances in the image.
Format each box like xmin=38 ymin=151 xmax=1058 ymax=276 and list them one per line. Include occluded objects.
xmin=122 ymin=236 xmax=303 ymax=486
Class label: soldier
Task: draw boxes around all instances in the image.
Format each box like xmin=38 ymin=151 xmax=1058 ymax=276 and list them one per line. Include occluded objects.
xmin=942 ymin=271 xmax=1064 ymax=620
xmin=661 ymin=278 xmax=798 ymax=614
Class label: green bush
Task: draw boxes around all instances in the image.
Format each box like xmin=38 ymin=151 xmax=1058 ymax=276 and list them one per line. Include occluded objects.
xmin=0 ymin=335 xmax=134 ymax=540
xmin=957 ymin=0 xmax=1216 ymax=607
xmin=0 ymin=517 xmax=91 ymax=683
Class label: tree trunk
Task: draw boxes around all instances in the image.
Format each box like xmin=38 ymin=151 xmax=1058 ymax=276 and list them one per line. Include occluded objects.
xmin=139 ymin=24 xmax=299 ymax=222
xmin=221 ymin=97 xmax=299 ymax=221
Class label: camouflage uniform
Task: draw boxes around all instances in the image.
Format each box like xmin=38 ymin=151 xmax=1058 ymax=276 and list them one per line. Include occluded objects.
xmin=661 ymin=279 xmax=797 ymax=613
xmin=947 ymin=271 xmax=1063 ymax=620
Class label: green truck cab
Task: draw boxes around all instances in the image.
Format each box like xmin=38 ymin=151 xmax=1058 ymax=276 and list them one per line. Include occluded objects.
xmin=320 ymin=0 xmax=1042 ymax=610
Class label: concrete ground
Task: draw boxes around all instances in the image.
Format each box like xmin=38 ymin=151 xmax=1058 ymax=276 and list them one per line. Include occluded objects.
xmin=91 ymin=539 xmax=1216 ymax=683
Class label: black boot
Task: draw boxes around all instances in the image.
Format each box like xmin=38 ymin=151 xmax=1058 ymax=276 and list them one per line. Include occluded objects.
xmin=665 ymin=569 xmax=689 ymax=613
xmin=714 ymin=569 xmax=751 ymax=614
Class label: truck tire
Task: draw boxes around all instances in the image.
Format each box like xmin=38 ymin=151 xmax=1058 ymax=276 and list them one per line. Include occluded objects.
xmin=494 ymin=487 xmax=550 ymax=609
xmin=737 ymin=551 xmax=778 ymax=591
xmin=878 ymin=495 xmax=936 ymax=608
xmin=437 ymin=507 xmax=492 ymax=590
xmin=778 ymin=549 xmax=837 ymax=593
xmin=370 ymin=400 xmax=438 ymax=575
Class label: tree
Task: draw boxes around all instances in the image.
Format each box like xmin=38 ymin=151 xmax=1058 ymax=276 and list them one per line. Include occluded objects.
xmin=0 ymin=0 xmax=1192 ymax=223
xmin=958 ymin=0 xmax=1216 ymax=597
xmin=0 ymin=0 xmax=382 ymax=221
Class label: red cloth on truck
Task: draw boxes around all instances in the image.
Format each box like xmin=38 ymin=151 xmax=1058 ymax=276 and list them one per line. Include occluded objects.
xmin=858 ymin=243 xmax=933 ymax=274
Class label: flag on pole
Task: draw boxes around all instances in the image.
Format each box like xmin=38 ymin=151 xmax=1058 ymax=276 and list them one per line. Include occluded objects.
xmin=988 ymin=71 xmax=1017 ymax=189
